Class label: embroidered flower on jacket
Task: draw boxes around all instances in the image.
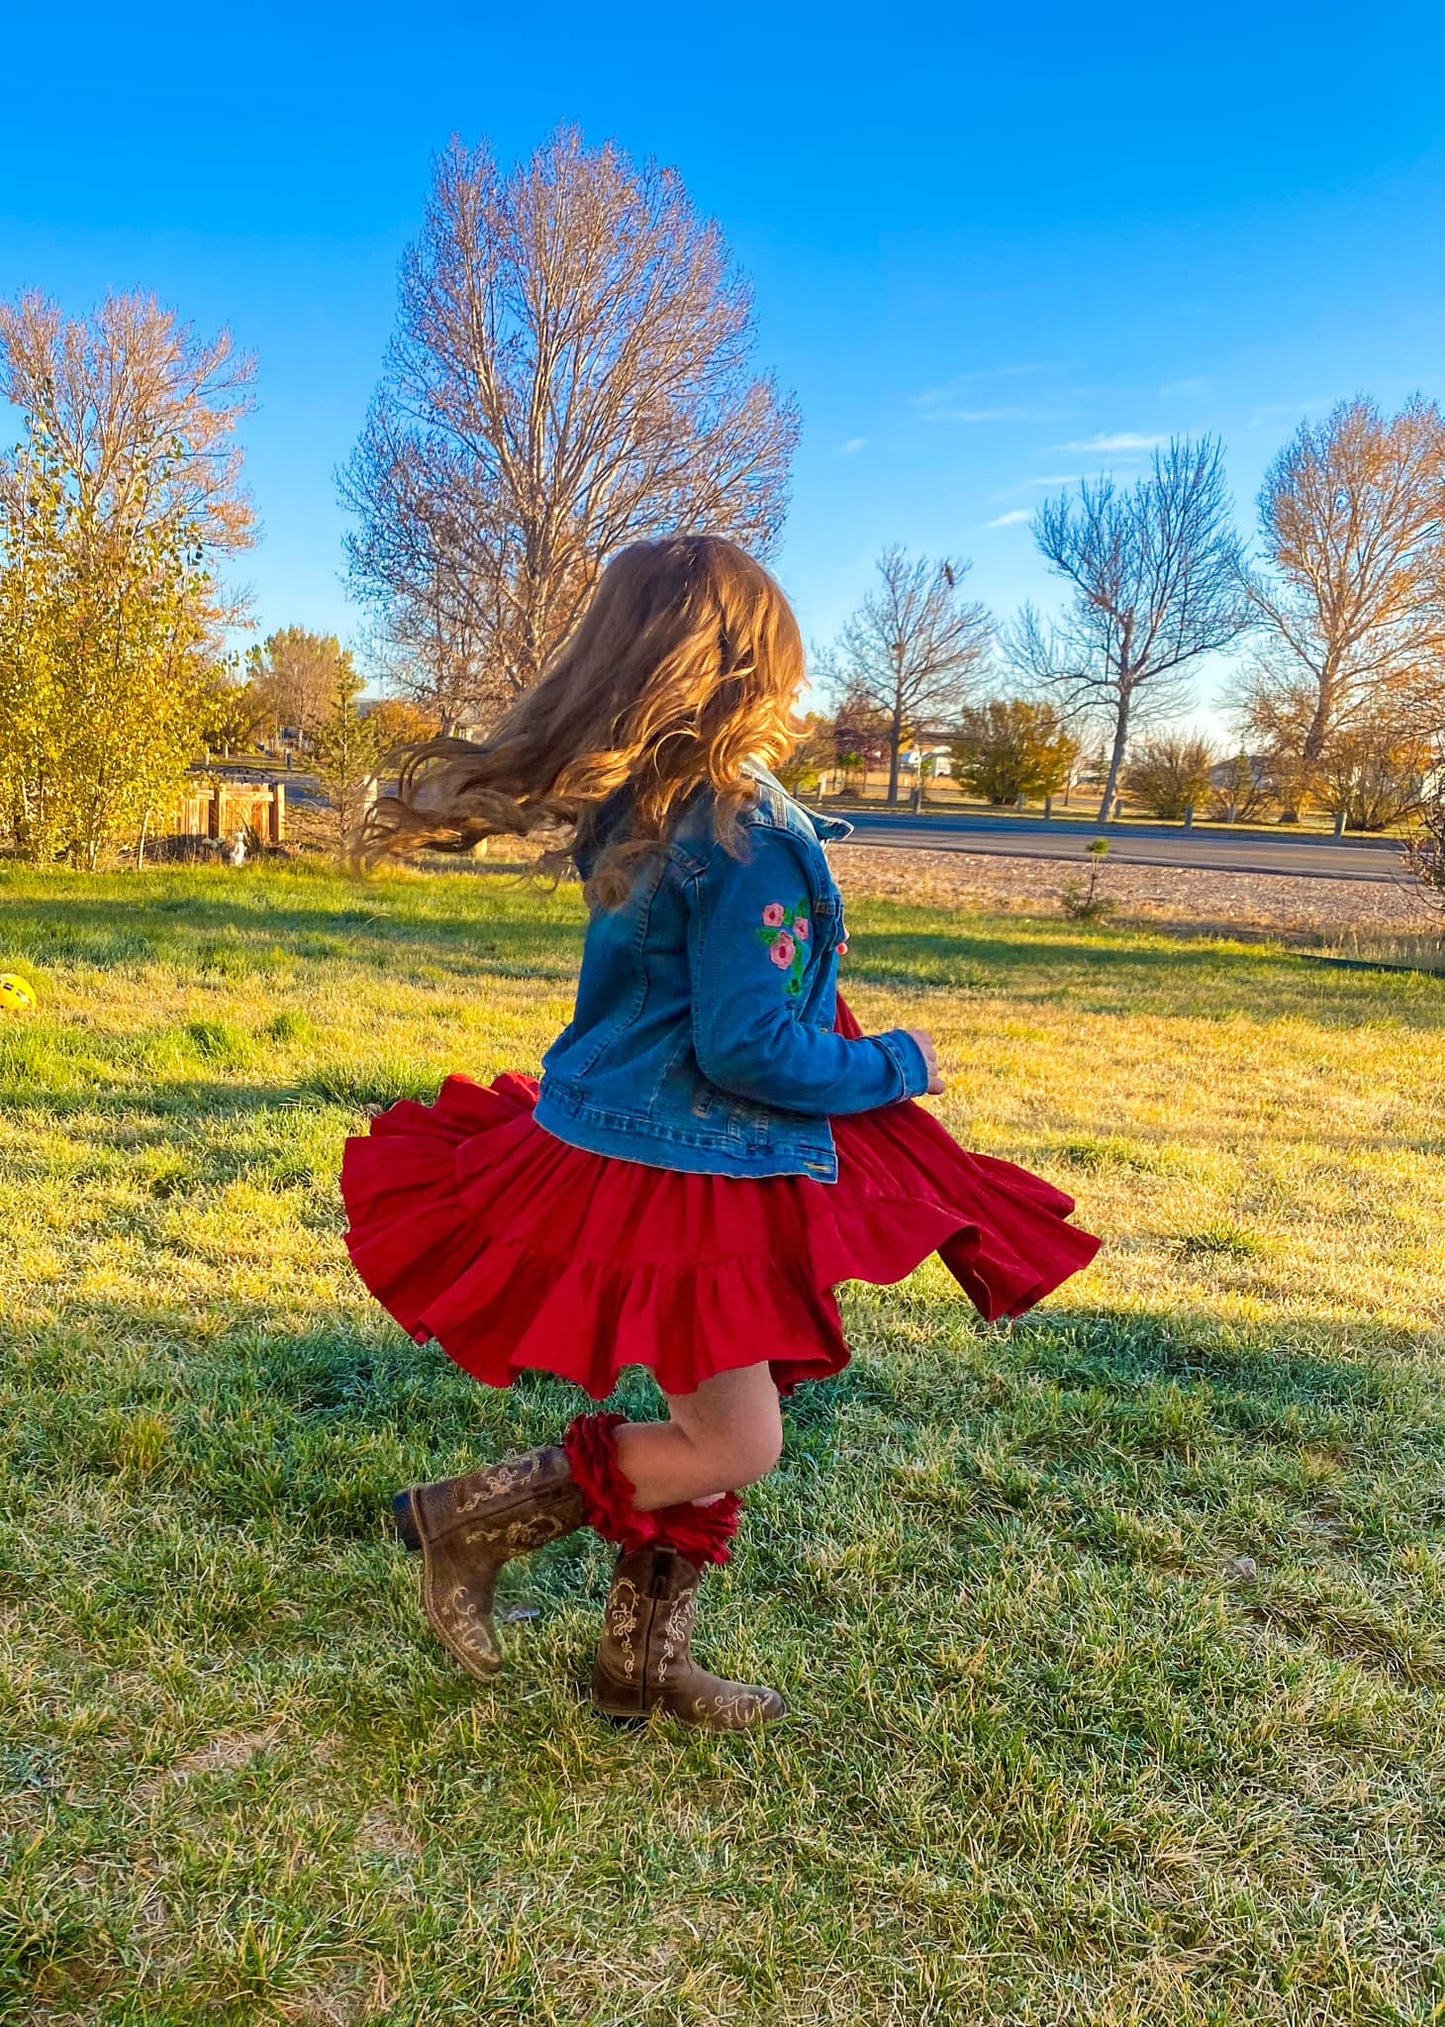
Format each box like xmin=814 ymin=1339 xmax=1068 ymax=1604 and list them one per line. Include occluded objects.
xmin=757 ymin=898 xmax=813 ymax=996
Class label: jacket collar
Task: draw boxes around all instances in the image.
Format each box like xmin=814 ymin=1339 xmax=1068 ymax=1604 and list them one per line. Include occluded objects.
xmin=745 ymin=762 xmax=854 ymax=845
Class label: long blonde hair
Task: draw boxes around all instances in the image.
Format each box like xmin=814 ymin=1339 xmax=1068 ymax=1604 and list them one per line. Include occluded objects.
xmin=360 ymin=535 xmax=805 ymax=905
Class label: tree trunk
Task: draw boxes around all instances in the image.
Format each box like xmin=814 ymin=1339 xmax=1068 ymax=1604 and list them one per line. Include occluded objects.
xmin=1273 ymin=681 xmax=1335 ymax=825
xmin=1301 ymin=672 xmax=1335 ymax=771
xmin=1098 ymin=695 xmax=1131 ymax=821
xmin=887 ymin=691 xmax=904 ymax=804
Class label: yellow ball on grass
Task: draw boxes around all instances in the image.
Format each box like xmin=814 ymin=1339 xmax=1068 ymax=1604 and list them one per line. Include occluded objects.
xmin=0 ymin=973 xmax=36 ymax=1014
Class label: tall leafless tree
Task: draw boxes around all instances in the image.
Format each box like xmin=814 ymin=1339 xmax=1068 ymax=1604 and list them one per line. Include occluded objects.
xmin=1238 ymin=397 xmax=1445 ymax=813
xmin=1016 ymin=439 xmax=1251 ymax=820
xmin=341 ymin=128 xmax=799 ymax=730
xmin=820 ymin=547 xmax=993 ymax=801
xmin=0 ymin=291 xmax=255 ymax=565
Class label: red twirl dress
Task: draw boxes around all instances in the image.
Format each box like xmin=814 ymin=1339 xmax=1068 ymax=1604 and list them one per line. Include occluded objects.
xmin=340 ymin=998 xmax=1100 ymax=1399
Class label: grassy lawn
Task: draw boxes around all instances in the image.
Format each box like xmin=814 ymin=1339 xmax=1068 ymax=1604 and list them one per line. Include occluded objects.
xmin=2 ymin=860 xmax=1443 ymax=2026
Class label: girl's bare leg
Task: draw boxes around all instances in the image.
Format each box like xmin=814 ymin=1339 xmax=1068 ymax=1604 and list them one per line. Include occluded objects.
xmin=613 ymin=1362 xmax=782 ymax=1511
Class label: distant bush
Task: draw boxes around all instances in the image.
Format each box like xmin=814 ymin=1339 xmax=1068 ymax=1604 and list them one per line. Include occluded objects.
xmin=951 ymin=700 xmax=1079 ymax=804
xmin=1207 ymin=752 xmax=1274 ymax=823
xmin=1319 ymin=725 xmax=1432 ymax=832
xmin=1123 ymin=734 xmax=1217 ymax=819
xmin=1407 ymin=768 xmax=1445 ymax=909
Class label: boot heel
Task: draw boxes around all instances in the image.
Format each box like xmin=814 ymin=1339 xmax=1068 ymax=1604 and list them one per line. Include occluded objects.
xmin=591 ymin=1658 xmax=648 ymax=1723
xmin=392 ymin=1490 xmax=422 ymax=1552
xmin=400 ymin=1446 xmax=586 ymax=1683
xmin=591 ymin=1546 xmax=786 ymax=1730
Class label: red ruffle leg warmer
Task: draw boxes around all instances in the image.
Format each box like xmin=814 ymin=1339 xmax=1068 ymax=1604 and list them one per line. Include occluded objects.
xmin=562 ymin=1411 xmax=743 ymax=1567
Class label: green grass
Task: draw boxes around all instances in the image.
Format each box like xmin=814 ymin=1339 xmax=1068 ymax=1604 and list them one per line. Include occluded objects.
xmin=1 ymin=860 xmax=1443 ymax=2026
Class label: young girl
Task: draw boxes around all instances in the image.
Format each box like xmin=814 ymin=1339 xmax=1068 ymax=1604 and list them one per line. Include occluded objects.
xmin=340 ymin=536 xmax=1099 ymax=1731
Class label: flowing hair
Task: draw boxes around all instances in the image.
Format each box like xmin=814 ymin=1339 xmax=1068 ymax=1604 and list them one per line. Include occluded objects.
xmin=358 ymin=535 xmax=806 ymax=906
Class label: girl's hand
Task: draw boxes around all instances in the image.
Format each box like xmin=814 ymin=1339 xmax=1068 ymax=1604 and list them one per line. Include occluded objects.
xmin=907 ymin=1030 xmax=946 ymax=1095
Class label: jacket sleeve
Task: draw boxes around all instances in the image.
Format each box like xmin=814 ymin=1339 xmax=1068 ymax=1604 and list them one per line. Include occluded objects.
xmin=684 ymin=829 xmax=932 ymax=1115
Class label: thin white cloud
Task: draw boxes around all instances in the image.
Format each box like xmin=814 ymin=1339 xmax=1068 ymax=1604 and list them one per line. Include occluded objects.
xmin=920 ymin=405 xmax=1070 ymax=424
xmin=960 ymin=362 xmax=1050 ymax=380
xmin=1055 ymin=432 xmax=1165 ymax=452
xmin=988 ymin=472 xmax=1086 ymax=502
xmin=912 ymin=365 xmax=1073 ymax=423
xmin=839 ymin=437 xmax=867 ymax=454
xmin=1247 ymin=396 xmax=1339 ymax=428
xmin=912 ymin=364 xmax=1050 ymax=407
xmin=984 ymin=509 xmax=1033 ymax=528
xmin=1161 ymin=377 xmax=1206 ymax=397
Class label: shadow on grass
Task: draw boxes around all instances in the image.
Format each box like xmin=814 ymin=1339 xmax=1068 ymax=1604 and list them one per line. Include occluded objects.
xmin=0 ymin=871 xmax=584 ymax=973
xmin=1000 ymin=1303 xmax=1416 ymax=1406
xmin=7 ymin=868 xmax=1443 ymax=1037
xmin=846 ymin=926 xmax=1445 ymax=1031
xmin=0 ymin=1071 xmax=456 ymax=1135
xmin=8 ymin=1295 xmax=1440 ymax=1523
xmin=7 ymin=1296 xmax=1445 ymax=1713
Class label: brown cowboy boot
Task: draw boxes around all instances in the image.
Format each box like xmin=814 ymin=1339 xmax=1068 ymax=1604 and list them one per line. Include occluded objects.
xmin=592 ymin=1545 xmax=787 ymax=1729
xmin=395 ymin=1446 xmax=585 ymax=1679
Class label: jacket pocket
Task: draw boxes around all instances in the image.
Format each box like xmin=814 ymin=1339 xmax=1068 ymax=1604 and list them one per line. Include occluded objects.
xmin=651 ymin=1034 xmax=769 ymax=1150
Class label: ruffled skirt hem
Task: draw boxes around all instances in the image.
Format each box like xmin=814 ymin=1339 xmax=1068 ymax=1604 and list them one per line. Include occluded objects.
xmin=340 ymin=1065 xmax=1100 ymax=1400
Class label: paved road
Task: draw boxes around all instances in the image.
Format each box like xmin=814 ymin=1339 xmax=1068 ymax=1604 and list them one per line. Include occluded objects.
xmin=839 ymin=809 xmax=1410 ymax=884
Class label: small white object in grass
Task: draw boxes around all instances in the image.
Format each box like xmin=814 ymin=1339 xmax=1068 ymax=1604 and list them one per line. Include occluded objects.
xmin=1229 ymin=1555 xmax=1258 ymax=1582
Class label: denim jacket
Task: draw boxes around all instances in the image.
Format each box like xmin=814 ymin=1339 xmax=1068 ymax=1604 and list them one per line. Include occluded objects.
xmin=533 ymin=767 xmax=931 ymax=1181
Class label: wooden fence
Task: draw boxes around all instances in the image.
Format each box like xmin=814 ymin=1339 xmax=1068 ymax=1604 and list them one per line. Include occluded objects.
xmin=166 ymin=779 xmax=287 ymax=846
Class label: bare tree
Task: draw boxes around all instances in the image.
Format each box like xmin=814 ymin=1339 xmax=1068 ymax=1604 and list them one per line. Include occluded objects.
xmin=1016 ymin=440 xmax=1250 ymax=820
xmin=820 ymin=548 xmax=993 ymax=801
xmin=1239 ymin=397 xmax=1445 ymax=811
xmin=373 ymin=580 xmax=492 ymax=734
xmin=341 ymin=128 xmax=799 ymax=729
xmin=0 ymin=291 xmax=255 ymax=565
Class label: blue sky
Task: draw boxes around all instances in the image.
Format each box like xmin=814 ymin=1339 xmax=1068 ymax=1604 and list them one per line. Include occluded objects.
xmin=4 ymin=0 xmax=1444 ymax=723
